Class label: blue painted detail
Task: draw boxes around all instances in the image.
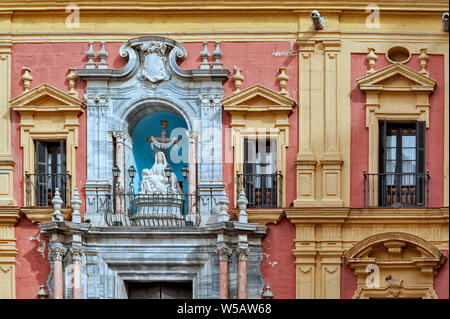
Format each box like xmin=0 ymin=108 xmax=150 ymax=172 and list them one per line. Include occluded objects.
xmin=132 ymin=112 xmax=189 ymax=192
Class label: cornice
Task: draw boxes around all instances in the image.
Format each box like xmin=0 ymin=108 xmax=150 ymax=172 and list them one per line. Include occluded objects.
xmin=0 ymin=206 xmax=21 ymax=225
xmin=0 ymin=1 xmax=448 ymax=13
xmin=222 ymin=84 xmax=296 ymax=112
xmin=232 ymin=208 xmax=284 ymax=226
xmin=9 ymin=83 xmax=86 ymax=112
xmin=20 ymin=207 xmax=73 ymax=224
xmin=285 ymin=207 xmax=350 ymax=224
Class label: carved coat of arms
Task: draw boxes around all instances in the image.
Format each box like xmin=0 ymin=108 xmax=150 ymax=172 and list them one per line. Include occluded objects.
xmin=138 ymin=41 xmax=171 ymax=83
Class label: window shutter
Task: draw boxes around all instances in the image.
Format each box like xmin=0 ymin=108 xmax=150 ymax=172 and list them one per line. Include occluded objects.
xmin=416 ymin=121 xmax=426 ymax=205
xmin=378 ymin=120 xmax=387 ymax=206
xmin=379 ymin=120 xmax=387 ymax=174
xmin=35 ymin=141 xmax=48 ymax=206
xmin=243 ymin=139 xmax=256 ymax=175
xmin=59 ymin=140 xmax=67 ymax=204
xmin=243 ymin=139 xmax=256 ymax=206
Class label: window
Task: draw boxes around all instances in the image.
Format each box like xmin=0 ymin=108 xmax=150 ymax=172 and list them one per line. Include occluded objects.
xmin=240 ymin=138 xmax=280 ymax=207
xmin=27 ymin=140 xmax=69 ymax=206
xmin=378 ymin=121 xmax=426 ymax=206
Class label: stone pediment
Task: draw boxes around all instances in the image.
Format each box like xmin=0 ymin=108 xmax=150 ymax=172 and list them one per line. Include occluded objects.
xmin=10 ymin=83 xmax=85 ymax=112
xmin=357 ymin=63 xmax=436 ymax=92
xmin=222 ymin=84 xmax=296 ymax=113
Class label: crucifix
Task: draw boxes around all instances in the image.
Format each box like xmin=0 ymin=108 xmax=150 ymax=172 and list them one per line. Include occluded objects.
xmin=144 ymin=120 xmax=181 ymax=156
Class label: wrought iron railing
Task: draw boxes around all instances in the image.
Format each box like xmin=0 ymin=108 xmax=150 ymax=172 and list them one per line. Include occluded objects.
xmin=363 ymin=172 xmax=430 ymax=208
xmin=25 ymin=172 xmax=71 ymax=207
xmin=236 ymin=173 xmax=282 ymax=208
xmin=86 ymin=190 xmax=204 ymax=227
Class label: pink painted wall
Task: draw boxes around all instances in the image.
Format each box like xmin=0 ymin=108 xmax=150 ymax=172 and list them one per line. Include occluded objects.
xmin=11 ymin=41 xmax=299 ymax=298
xmin=11 ymin=42 xmax=92 ymax=298
xmin=350 ymin=53 xmax=445 ymax=208
xmin=340 ymin=258 xmax=358 ymax=299
xmin=14 ymin=217 xmax=50 ymax=299
xmin=181 ymin=42 xmax=300 ymax=209
xmin=260 ymin=217 xmax=296 ymax=299
xmin=434 ymin=250 xmax=449 ymax=299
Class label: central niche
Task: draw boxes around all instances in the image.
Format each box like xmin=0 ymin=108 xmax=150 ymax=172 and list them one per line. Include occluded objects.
xmin=132 ymin=111 xmax=189 ymax=194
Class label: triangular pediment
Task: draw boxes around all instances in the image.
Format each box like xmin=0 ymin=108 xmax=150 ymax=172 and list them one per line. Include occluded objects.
xmin=222 ymin=84 xmax=296 ymax=112
xmin=10 ymin=83 xmax=85 ymax=111
xmin=357 ymin=63 xmax=436 ymax=91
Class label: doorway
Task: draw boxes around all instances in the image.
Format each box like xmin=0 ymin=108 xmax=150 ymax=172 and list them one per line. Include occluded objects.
xmin=126 ymin=281 xmax=193 ymax=299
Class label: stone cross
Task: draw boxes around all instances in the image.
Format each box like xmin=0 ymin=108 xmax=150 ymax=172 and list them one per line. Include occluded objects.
xmin=144 ymin=120 xmax=181 ymax=154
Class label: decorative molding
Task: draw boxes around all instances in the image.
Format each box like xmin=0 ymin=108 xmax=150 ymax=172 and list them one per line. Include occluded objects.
xmin=233 ymin=208 xmax=284 ymax=226
xmin=20 ymin=208 xmax=72 ymax=223
xmin=9 ymin=83 xmax=85 ymax=205
xmin=345 ymin=232 xmax=446 ymax=299
xmin=222 ymin=84 xmax=296 ymax=113
xmin=357 ymin=62 xmax=437 ymax=175
xmin=222 ymin=84 xmax=296 ymax=208
xmin=353 ymin=281 xmax=439 ymax=299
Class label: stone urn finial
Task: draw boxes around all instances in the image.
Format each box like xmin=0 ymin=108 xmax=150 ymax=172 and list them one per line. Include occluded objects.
xmin=232 ymin=67 xmax=244 ymax=94
xmin=277 ymin=67 xmax=289 ymax=97
xmin=21 ymin=67 xmax=33 ymax=93
xmin=237 ymin=187 xmax=248 ymax=223
xmin=67 ymin=68 xmax=78 ymax=97
xmin=366 ymin=46 xmax=378 ymax=75
xmin=418 ymin=48 xmax=429 ymax=76
xmin=51 ymin=188 xmax=64 ymax=222
xmin=71 ymin=188 xmax=82 ymax=223
xmin=200 ymin=41 xmax=210 ymax=70
xmin=37 ymin=283 xmax=48 ymax=299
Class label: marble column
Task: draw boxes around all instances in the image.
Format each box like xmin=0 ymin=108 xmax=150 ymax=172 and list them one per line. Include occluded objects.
xmin=70 ymin=247 xmax=84 ymax=299
xmin=50 ymin=244 xmax=67 ymax=299
xmin=237 ymin=247 xmax=249 ymax=299
xmin=215 ymin=246 xmax=232 ymax=299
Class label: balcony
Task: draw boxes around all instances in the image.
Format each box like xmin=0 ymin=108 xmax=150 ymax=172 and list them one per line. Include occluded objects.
xmin=363 ymin=172 xmax=430 ymax=208
xmin=236 ymin=173 xmax=282 ymax=208
xmin=25 ymin=172 xmax=72 ymax=207
xmin=87 ymin=190 xmax=204 ymax=227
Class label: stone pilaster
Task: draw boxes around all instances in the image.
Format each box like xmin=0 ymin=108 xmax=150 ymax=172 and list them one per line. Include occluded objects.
xmin=0 ymin=36 xmax=14 ymax=206
xmin=286 ymin=208 xmax=348 ymax=299
xmin=0 ymin=207 xmax=20 ymax=299
xmin=294 ymin=38 xmax=343 ymax=207
xmin=0 ymin=29 xmax=19 ymax=301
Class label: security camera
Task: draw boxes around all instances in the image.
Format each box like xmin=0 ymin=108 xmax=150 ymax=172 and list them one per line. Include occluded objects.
xmin=310 ymin=10 xmax=325 ymax=31
xmin=443 ymin=12 xmax=449 ymax=32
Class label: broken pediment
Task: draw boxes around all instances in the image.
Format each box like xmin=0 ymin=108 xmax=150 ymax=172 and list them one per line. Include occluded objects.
xmin=222 ymin=84 xmax=296 ymax=113
xmin=357 ymin=63 xmax=436 ymax=92
xmin=10 ymin=83 xmax=85 ymax=112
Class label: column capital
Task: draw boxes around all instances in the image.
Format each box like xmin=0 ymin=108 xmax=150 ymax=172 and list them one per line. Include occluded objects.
xmin=69 ymin=246 xmax=85 ymax=261
xmin=215 ymin=246 xmax=232 ymax=261
xmin=237 ymin=247 xmax=250 ymax=261
xmin=49 ymin=244 xmax=67 ymax=261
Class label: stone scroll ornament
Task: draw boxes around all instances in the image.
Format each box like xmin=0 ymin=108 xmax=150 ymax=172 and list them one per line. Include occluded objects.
xmin=138 ymin=41 xmax=171 ymax=83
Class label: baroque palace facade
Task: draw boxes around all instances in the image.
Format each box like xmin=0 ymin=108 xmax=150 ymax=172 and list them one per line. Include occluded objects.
xmin=0 ymin=1 xmax=448 ymax=299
